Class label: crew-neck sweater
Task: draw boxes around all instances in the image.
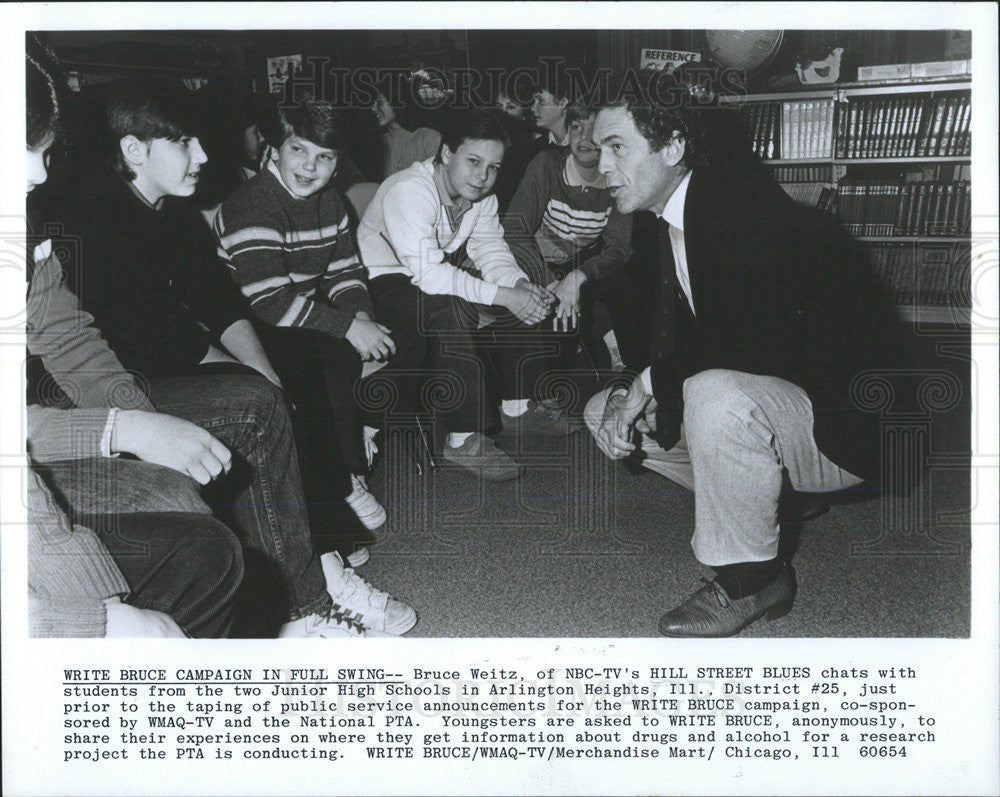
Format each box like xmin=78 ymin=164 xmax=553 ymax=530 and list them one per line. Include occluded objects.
xmin=56 ymin=171 xmax=249 ymax=380
xmin=503 ymin=148 xmax=633 ymax=282
xmin=214 ymin=164 xmax=373 ymax=338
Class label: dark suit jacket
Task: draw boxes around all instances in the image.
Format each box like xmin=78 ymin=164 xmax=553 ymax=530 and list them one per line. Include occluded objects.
xmin=649 ymin=166 xmax=896 ymax=484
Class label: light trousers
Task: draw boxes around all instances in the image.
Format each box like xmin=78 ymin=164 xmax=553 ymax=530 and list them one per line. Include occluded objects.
xmin=586 ymin=369 xmax=864 ymax=566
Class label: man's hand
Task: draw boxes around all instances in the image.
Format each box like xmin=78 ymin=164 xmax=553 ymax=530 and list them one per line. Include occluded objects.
xmin=104 ymin=598 xmax=185 ymax=638
xmin=496 ymin=281 xmax=555 ymax=325
xmin=346 ymin=317 xmax=396 ymax=361
xmin=549 ymin=269 xmax=588 ymax=330
xmin=595 ymin=377 xmax=655 ymax=459
xmin=113 ymin=410 xmax=232 ymax=485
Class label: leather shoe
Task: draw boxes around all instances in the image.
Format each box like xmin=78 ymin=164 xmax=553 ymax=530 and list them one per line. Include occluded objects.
xmin=658 ymin=565 xmax=796 ymax=637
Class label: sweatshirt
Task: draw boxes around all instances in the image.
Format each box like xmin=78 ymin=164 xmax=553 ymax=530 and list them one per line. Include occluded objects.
xmin=357 ymin=158 xmax=528 ymax=306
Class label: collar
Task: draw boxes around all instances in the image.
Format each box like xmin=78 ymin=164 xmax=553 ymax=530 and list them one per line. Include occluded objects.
xmin=548 ymin=129 xmax=570 ymax=147
xmin=564 ymin=154 xmax=606 ymax=189
xmin=432 ymin=160 xmax=471 ymax=214
xmin=659 ymin=170 xmax=692 ymax=230
xmin=266 ymin=159 xmax=305 ymax=200
xmin=126 ymin=179 xmax=163 ymax=211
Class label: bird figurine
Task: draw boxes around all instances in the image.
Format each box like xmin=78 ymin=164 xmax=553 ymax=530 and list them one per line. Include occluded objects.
xmin=795 ymin=47 xmax=844 ymax=84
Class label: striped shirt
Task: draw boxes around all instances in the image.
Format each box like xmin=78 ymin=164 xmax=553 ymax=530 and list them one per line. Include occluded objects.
xmin=503 ymin=148 xmax=632 ymax=283
xmin=215 ymin=162 xmax=373 ymax=338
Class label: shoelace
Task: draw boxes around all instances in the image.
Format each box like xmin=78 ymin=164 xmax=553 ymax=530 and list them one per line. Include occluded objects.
xmin=319 ymin=602 xmax=367 ymax=634
xmin=340 ymin=568 xmax=389 ymax=611
xmin=699 ymin=577 xmax=731 ymax=608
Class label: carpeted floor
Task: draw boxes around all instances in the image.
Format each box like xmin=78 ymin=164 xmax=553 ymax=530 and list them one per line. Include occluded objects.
xmin=358 ymin=325 xmax=972 ymax=639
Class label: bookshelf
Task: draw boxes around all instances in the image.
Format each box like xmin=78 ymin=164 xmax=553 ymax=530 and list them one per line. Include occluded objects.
xmin=724 ymin=77 xmax=972 ymax=325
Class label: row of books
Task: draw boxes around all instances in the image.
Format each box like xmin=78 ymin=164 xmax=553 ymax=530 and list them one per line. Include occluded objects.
xmin=835 ymin=94 xmax=971 ymax=159
xmin=869 ymin=243 xmax=971 ymax=307
xmin=780 ymin=181 xmax=837 ymax=214
xmin=780 ymin=100 xmax=834 ymax=160
xmin=739 ymin=102 xmax=778 ymax=160
xmin=835 ymin=179 xmax=971 ymax=238
xmin=771 ymin=165 xmax=832 ymax=183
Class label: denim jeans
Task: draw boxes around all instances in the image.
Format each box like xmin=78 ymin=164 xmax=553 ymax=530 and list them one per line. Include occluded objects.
xmin=143 ymin=367 xmax=329 ymax=622
xmin=83 ymin=511 xmax=244 ymax=638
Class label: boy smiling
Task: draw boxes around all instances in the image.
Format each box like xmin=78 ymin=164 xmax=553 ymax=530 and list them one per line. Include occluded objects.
xmin=215 ymin=99 xmax=392 ymax=546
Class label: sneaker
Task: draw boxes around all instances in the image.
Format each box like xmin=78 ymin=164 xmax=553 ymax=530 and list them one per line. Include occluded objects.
xmin=346 ymin=474 xmax=386 ymax=531
xmin=442 ymin=432 xmax=522 ymax=482
xmin=500 ymin=399 xmax=574 ymax=438
xmin=277 ymin=605 xmax=368 ymax=638
xmin=321 ymin=552 xmax=417 ymax=635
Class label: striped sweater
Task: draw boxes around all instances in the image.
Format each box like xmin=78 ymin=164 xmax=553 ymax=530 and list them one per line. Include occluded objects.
xmin=503 ymin=148 xmax=633 ymax=282
xmin=215 ymin=162 xmax=374 ymax=338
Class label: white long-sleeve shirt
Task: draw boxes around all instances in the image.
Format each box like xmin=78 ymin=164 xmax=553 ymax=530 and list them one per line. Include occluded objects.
xmin=357 ymin=158 xmax=528 ymax=306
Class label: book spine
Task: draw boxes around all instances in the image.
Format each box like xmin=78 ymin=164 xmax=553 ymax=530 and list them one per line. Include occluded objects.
xmin=939 ymin=182 xmax=957 ymax=237
xmin=938 ymin=96 xmax=959 ymax=157
xmin=834 ymin=101 xmax=847 ymax=159
xmin=848 ymin=101 xmax=859 ymax=158
xmin=821 ymin=100 xmax=833 ymax=159
xmin=912 ymin=183 xmax=929 ymax=236
xmin=894 ymin=184 xmax=911 ymax=236
xmin=924 ymin=97 xmax=948 ymax=157
xmin=767 ymin=102 xmax=778 ymax=159
xmin=781 ymin=102 xmax=790 ymax=160
xmin=906 ymin=97 xmax=931 ymax=158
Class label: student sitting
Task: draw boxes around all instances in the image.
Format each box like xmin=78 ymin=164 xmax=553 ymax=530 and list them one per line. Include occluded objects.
xmin=26 ymin=42 xmax=242 ymax=638
xmin=503 ymin=100 xmax=634 ymax=371
xmin=358 ymin=108 xmax=571 ymax=482
xmin=530 ymin=69 xmax=573 ymax=156
xmin=214 ymin=98 xmax=389 ymax=534
xmin=371 ymin=77 xmax=442 ymax=181
xmin=46 ymin=78 xmax=415 ymax=636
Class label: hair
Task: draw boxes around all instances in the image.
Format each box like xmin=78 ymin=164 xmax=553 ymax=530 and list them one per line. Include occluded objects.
xmin=26 ymin=35 xmax=67 ymax=149
xmin=435 ymin=108 xmax=511 ymax=163
xmin=533 ymin=63 xmax=573 ymax=105
xmin=259 ymin=97 xmax=344 ymax=152
xmin=565 ymin=99 xmax=597 ymax=130
xmin=103 ymin=78 xmax=203 ymax=180
xmin=600 ymin=66 xmax=757 ymax=172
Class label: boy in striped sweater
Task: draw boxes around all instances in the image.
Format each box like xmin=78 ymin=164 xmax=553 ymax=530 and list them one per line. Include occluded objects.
xmin=215 ymin=100 xmax=392 ymax=548
xmin=504 ymin=101 xmax=634 ymax=372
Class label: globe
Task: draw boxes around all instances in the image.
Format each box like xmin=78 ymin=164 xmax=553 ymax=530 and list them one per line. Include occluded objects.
xmin=705 ymin=30 xmax=784 ymax=73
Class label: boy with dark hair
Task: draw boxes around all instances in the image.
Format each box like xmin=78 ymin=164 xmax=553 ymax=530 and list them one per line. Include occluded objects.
xmin=53 ymin=79 xmax=416 ymax=636
xmin=215 ymin=98 xmax=390 ymax=536
xmin=358 ymin=108 xmax=567 ymax=481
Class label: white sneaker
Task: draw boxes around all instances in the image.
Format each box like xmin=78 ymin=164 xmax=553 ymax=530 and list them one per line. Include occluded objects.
xmin=346 ymin=474 xmax=386 ymax=531
xmin=321 ymin=552 xmax=417 ymax=635
xmin=277 ymin=607 xmax=368 ymax=638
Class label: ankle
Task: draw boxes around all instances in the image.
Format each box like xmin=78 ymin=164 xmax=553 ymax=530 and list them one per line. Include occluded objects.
xmin=712 ymin=557 xmax=784 ymax=599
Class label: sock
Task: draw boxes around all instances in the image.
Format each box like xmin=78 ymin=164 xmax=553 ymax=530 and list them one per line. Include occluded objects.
xmin=502 ymin=398 xmax=530 ymax=417
xmin=603 ymin=330 xmax=624 ymax=368
xmin=447 ymin=431 xmax=474 ymax=448
xmin=713 ymin=557 xmax=783 ymax=599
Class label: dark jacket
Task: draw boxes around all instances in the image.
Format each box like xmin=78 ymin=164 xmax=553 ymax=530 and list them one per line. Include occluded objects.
xmin=649 ymin=166 xmax=896 ymax=483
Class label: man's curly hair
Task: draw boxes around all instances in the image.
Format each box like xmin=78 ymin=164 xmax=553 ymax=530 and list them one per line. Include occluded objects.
xmin=601 ymin=65 xmax=754 ymax=172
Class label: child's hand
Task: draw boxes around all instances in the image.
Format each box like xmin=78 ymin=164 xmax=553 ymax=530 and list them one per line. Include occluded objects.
xmin=347 ymin=317 xmax=396 ymax=361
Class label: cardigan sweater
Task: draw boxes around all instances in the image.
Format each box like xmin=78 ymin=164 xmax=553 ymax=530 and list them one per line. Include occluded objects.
xmin=357 ymin=159 xmax=528 ymax=306
xmin=214 ymin=163 xmax=373 ymax=339
xmin=503 ymin=148 xmax=633 ymax=283
xmin=57 ymin=171 xmax=250 ymax=379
